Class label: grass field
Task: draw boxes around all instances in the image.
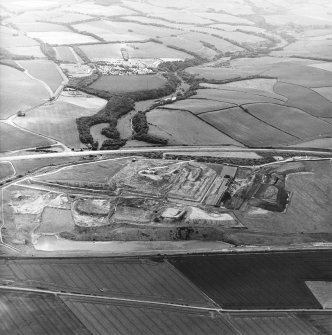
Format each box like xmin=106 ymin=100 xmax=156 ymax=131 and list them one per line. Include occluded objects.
xmin=79 ymin=42 xmax=192 ymax=60
xmin=55 ymin=46 xmax=80 ymax=63
xmin=146 ymin=109 xmax=244 ymax=146
xmin=274 ymin=82 xmax=332 ymax=117
xmin=13 ymin=101 xmax=99 ymax=148
xmin=237 ymin=160 xmax=332 ymax=233
xmin=17 ymin=60 xmax=64 ymax=93
xmin=245 ymin=103 xmax=332 ymax=140
xmin=0 ymin=65 xmax=50 ymax=119
xmin=4 ymin=46 xmax=45 ymax=58
xmin=312 ymin=87 xmax=332 ymax=102
xmin=159 ymin=99 xmax=236 ymax=115
xmin=0 ymin=30 xmax=39 ymax=48
xmin=0 ymin=162 xmax=15 ymax=181
xmin=289 ymin=138 xmax=332 ymax=149
xmin=14 ymin=22 xmax=71 ymax=33
xmin=67 ymin=3 xmax=136 ymax=16
xmin=193 ymin=88 xmax=283 ymax=105
xmin=27 ymin=31 xmax=98 ymax=45
xmin=90 ymin=74 xmax=167 ymax=93
xmin=200 ymin=107 xmax=298 ymax=147
xmin=170 ymin=251 xmax=332 ymax=309
xmin=38 ymin=158 xmax=131 ymax=184
xmin=73 ymin=20 xmax=183 ymax=41
xmin=45 ymin=11 xmax=93 ymax=24
xmin=0 ymin=122 xmax=55 ymax=153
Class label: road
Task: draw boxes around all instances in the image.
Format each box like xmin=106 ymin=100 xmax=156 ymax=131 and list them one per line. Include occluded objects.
xmin=0 ymin=285 xmax=329 ymax=314
xmin=1 ymin=145 xmax=331 ymax=162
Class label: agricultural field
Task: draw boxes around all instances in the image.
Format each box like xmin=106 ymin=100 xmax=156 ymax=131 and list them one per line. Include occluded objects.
xmin=245 ymin=103 xmax=332 ymax=140
xmin=54 ymin=46 xmax=82 ymax=63
xmin=0 ymin=122 xmax=55 ymax=153
xmin=200 ymin=107 xmax=298 ymax=147
xmin=4 ymin=46 xmax=45 ymax=58
xmin=13 ymin=100 xmax=102 ymax=148
xmin=0 ymin=65 xmax=50 ymax=119
xmin=312 ymin=87 xmax=332 ymax=102
xmin=73 ymin=20 xmax=183 ymax=41
xmin=67 ymin=3 xmax=136 ymax=16
xmin=79 ymin=42 xmax=192 ymax=60
xmin=146 ymin=109 xmax=244 ymax=146
xmin=26 ymin=31 xmax=98 ymax=45
xmin=90 ymin=74 xmax=167 ymax=93
xmin=158 ymin=99 xmax=236 ymax=115
xmin=170 ymin=251 xmax=332 ymax=309
xmin=14 ymin=22 xmax=72 ymax=33
xmin=17 ymin=60 xmax=64 ymax=93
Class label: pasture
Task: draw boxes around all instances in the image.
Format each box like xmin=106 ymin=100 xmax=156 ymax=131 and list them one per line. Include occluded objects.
xmin=73 ymin=20 xmax=183 ymax=42
xmin=274 ymin=82 xmax=332 ymax=117
xmin=0 ymin=65 xmax=50 ymax=119
xmin=245 ymin=103 xmax=332 ymax=140
xmin=14 ymin=22 xmax=71 ymax=33
xmin=27 ymin=31 xmax=98 ymax=45
xmin=89 ymin=74 xmax=167 ymax=93
xmin=0 ymin=122 xmax=54 ymax=153
xmin=55 ymin=46 xmax=80 ymax=63
xmin=17 ymin=60 xmax=64 ymax=93
xmin=5 ymin=46 xmax=45 ymax=58
xmin=79 ymin=42 xmax=192 ymax=60
xmin=146 ymin=109 xmax=243 ymax=146
xmin=67 ymin=3 xmax=136 ymax=16
xmin=312 ymin=87 xmax=332 ymax=102
xmin=200 ymin=107 xmax=298 ymax=147
xmin=14 ymin=101 xmax=99 ymax=149
xmin=158 ymin=99 xmax=236 ymax=115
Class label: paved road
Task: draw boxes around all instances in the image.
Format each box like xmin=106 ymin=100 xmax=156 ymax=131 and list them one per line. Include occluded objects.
xmin=1 ymin=146 xmax=331 ymax=162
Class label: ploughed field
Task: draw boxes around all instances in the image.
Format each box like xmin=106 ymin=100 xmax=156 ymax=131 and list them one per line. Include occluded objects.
xmin=1 ymin=253 xmax=331 ymax=335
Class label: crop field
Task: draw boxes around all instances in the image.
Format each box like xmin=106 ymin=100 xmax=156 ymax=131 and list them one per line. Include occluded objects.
xmin=159 ymin=99 xmax=236 ymax=115
xmin=67 ymin=3 xmax=136 ymax=16
xmin=38 ymin=207 xmax=75 ymax=234
xmin=27 ymin=31 xmax=98 ymax=45
xmin=170 ymin=251 xmax=332 ymax=309
xmin=228 ymin=312 xmax=320 ymax=335
xmin=45 ymin=11 xmax=93 ymax=24
xmin=237 ymin=160 xmax=332 ymax=233
xmin=0 ymin=258 xmax=212 ymax=306
xmin=0 ymin=65 xmax=50 ymax=119
xmin=312 ymin=87 xmax=332 ymax=102
xmin=73 ymin=20 xmax=183 ymax=41
xmin=0 ymin=122 xmax=54 ymax=152
xmin=0 ymin=290 xmax=90 ymax=335
xmin=79 ymin=42 xmax=192 ymax=60
xmin=159 ymin=35 xmax=218 ymax=60
xmin=0 ymin=30 xmax=39 ymax=48
xmin=193 ymin=88 xmax=284 ymax=105
xmin=38 ymin=158 xmax=131 ymax=184
xmin=62 ymin=297 xmax=234 ymax=335
xmin=245 ymin=103 xmax=332 ymax=140
xmin=58 ymin=92 xmax=106 ymax=109
xmin=200 ymin=83 xmax=287 ymax=102
xmin=17 ymin=60 xmax=64 ymax=93
xmin=146 ymin=109 xmax=244 ymax=146
xmin=14 ymin=22 xmax=71 ymax=33
xmin=55 ymin=46 xmax=81 ymax=63
xmin=5 ymin=45 xmax=45 ymax=58
xmin=90 ymin=74 xmax=167 ymax=93
xmin=0 ymin=162 xmax=15 ymax=181
xmin=13 ymin=101 xmax=98 ymax=148
xmin=290 ymin=138 xmax=332 ymax=149
xmin=274 ymin=82 xmax=332 ymax=117
xmin=272 ymin=39 xmax=332 ymax=61
xmin=200 ymin=107 xmax=298 ymax=147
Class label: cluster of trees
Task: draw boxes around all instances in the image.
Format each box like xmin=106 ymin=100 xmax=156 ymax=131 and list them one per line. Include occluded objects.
xmin=76 ymin=95 xmax=135 ymax=149
xmin=131 ymin=111 xmax=168 ymax=145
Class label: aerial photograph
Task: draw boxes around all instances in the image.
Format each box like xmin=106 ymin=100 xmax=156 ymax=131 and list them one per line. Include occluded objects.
xmin=0 ymin=0 xmax=331 ymax=334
